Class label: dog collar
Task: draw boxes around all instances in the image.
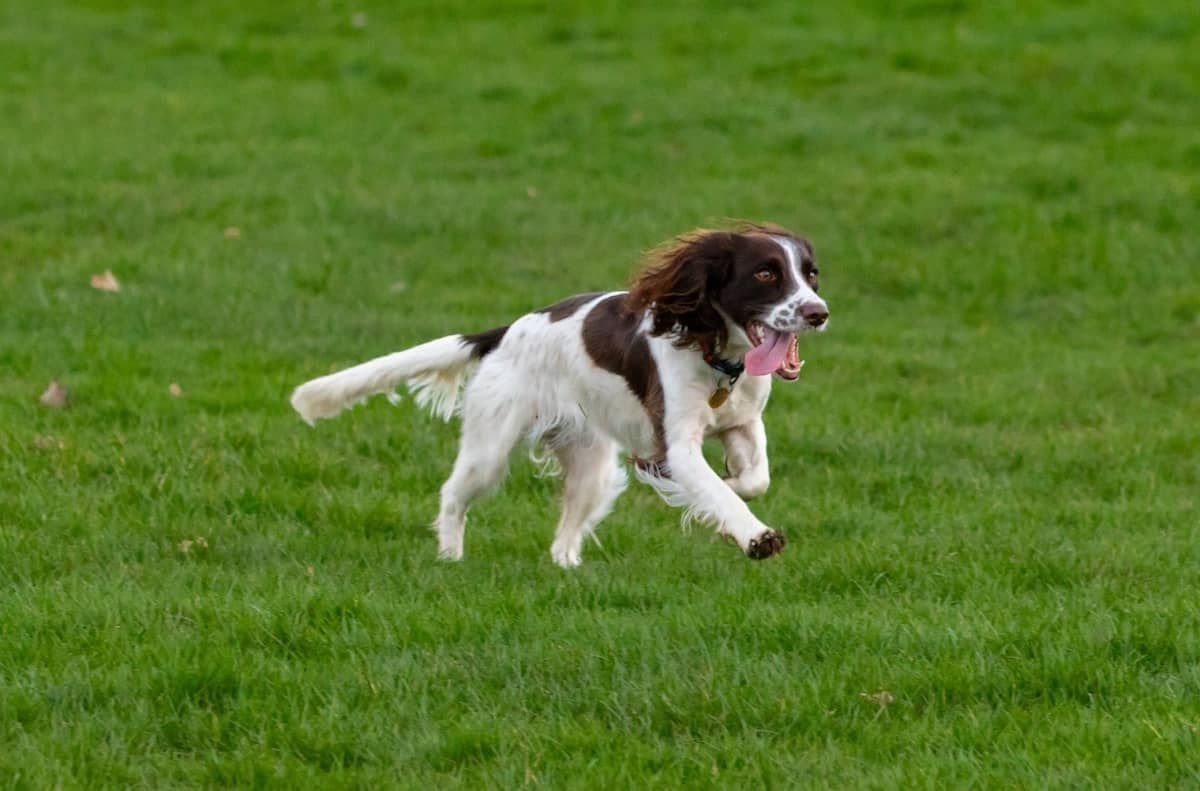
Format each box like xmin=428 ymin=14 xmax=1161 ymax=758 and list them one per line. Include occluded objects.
xmin=704 ymin=352 xmax=743 ymax=410
xmin=703 ymin=351 xmax=744 ymax=385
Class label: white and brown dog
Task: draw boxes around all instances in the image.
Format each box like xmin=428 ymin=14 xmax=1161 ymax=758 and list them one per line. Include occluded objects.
xmin=291 ymin=223 xmax=829 ymax=567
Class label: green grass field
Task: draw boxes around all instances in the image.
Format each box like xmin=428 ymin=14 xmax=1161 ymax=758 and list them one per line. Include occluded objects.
xmin=3 ymin=0 xmax=1199 ymax=786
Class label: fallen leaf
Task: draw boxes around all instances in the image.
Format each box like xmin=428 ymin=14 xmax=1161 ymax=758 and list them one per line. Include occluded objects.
xmin=90 ymin=270 xmax=120 ymax=292
xmin=32 ymin=435 xmax=64 ymax=450
xmin=39 ymin=381 xmax=69 ymax=408
xmin=178 ymin=536 xmax=209 ymax=556
xmin=861 ymin=689 xmax=895 ymax=706
xmin=223 ymin=226 xmax=241 ymax=238
xmin=525 ymin=185 xmax=539 ymax=198
xmin=306 ymin=565 xmax=315 ymax=578
xmin=860 ymin=689 xmax=895 ymax=719
xmin=168 ymin=382 xmax=183 ymax=397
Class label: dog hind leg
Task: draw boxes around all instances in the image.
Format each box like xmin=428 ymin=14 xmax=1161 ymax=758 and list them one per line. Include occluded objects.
xmin=434 ymin=403 xmax=528 ymax=561
xmin=550 ymin=435 xmax=626 ymax=568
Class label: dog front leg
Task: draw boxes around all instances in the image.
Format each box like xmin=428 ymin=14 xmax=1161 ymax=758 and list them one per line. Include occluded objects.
xmin=663 ymin=438 xmax=785 ymax=560
xmin=719 ymin=418 xmax=770 ymax=500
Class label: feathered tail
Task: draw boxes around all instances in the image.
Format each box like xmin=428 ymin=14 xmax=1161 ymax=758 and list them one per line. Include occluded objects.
xmin=291 ymin=334 xmax=486 ymax=425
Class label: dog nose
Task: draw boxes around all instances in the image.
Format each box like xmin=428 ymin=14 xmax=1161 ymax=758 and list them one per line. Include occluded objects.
xmin=801 ymin=303 xmax=828 ymax=327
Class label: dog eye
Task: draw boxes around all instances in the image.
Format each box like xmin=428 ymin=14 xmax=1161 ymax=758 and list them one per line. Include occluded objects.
xmin=754 ymin=268 xmax=776 ymax=282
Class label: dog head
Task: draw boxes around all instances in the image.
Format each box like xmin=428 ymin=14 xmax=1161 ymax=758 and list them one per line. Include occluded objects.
xmin=626 ymin=224 xmax=828 ymax=379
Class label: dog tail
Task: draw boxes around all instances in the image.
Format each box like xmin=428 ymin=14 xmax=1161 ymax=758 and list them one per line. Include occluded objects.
xmin=290 ymin=326 xmax=508 ymax=425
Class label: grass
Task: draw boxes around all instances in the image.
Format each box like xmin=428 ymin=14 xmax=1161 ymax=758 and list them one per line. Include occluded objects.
xmin=2 ymin=0 xmax=1199 ymax=786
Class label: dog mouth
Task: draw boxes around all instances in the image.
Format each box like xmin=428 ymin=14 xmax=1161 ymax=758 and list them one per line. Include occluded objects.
xmin=744 ymin=321 xmax=802 ymax=380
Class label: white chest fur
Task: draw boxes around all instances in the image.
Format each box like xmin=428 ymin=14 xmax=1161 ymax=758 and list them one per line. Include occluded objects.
xmin=705 ymin=374 xmax=772 ymax=435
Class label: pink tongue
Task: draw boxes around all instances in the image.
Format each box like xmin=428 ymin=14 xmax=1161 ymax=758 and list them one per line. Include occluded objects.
xmin=744 ymin=328 xmax=792 ymax=376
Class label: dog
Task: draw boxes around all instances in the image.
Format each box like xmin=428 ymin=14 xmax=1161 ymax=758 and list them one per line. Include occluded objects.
xmin=290 ymin=223 xmax=829 ymax=567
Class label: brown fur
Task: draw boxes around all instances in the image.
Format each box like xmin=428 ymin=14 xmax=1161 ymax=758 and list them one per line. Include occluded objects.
xmin=582 ymin=294 xmax=666 ymax=459
xmin=625 ymin=229 xmax=736 ymax=354
xmin=462 ymin=325 xmax=509 ymax=358
xmin=537 ymin=292 xmax=605 ymax=322
xmin=625 ymin=222 xmax=812 ymax=355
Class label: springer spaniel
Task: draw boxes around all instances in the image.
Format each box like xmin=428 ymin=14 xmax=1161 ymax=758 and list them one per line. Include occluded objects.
xmin=291 ymin=223 xmax=829 ymax=567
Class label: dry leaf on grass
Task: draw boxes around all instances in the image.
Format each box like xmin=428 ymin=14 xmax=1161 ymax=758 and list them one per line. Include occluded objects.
xmin=32 ymin=435 xmax=65 ymax=450
xmin=39 ymin=381 xmax=69 ymax=408
xmin=865 ymin=689 xmax=894 ymax=705
xmin=860 ymin=689 xmax=895 ymax=719
xmin=223 ymin=226 xmax=241 ymax=238
xmin=168 ymin=382 xmax=183 ymax=397
xmin=90 ymin=270 xmax=120 ymax=292
xmin=178 ymin=536 xmax=209 ymax=556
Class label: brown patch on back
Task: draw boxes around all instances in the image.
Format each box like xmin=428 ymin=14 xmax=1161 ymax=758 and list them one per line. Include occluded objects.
xmin=461 ymin=325 xmax=508 ymax=358
xmin=537 ymin=292 xmax=605 ymax=322
xmin=582 ymin=294 xmax=666 ymax=459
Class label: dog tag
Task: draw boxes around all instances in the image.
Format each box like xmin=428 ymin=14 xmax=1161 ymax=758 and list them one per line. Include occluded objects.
xmin=708 ymin=387 xmax=730 ymax=409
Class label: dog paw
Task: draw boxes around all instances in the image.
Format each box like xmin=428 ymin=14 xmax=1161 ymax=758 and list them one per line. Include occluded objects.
xmin=746 ymin=530 xmax=786 ymax=560
xmin=550 ymin=542 xmax=582 ymax=569
xmin=437 ymin=545 xmax=464 ymax=562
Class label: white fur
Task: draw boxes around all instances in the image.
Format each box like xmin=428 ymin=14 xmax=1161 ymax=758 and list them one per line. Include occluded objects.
xmin=767 ymin=235 xmax=827 ymax=331
xmin=292 ymin=289 xmax=808 ymax=568
xmin=291 ymin=335 xmax=475 ymax=424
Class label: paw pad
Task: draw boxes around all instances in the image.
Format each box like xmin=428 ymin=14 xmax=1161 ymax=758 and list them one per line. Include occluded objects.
xmin=746 ymin=530 xmax=786 ymax=560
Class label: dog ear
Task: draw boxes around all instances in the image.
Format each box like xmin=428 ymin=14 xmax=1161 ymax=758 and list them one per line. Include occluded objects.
xmin=626 ymin=230 xmax=735 ymax=351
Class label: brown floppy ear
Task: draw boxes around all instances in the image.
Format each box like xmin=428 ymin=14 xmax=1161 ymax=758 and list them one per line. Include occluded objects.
xmin=626 ymin=230 xmax=735 ymax=351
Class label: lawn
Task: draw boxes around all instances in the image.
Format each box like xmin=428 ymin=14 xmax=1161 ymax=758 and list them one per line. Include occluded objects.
xmin=2 ymin=0 xmax=1199 ymax=786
